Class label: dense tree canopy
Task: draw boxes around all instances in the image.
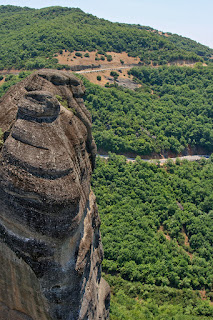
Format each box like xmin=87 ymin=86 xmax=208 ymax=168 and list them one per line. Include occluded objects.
xmin=92 ymin=155 xmax=213 ymax=317
xmin=83 ymin=64 xmax=213 ymax=155
xmin=93 ymin=155 xmax=213 ymax=290
xmin=133 ymin=24 xmax=213 ymax=62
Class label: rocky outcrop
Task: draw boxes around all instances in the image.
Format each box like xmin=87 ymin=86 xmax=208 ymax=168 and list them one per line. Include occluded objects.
xmin=0 ymin=70 xmax=110 ymax=320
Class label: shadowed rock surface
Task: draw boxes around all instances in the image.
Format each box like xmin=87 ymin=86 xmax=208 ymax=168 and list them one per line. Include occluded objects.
xmin=0 ymin=70 xmax=110 ymax=320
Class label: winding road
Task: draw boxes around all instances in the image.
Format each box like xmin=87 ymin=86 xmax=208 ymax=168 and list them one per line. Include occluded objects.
xmin=97 ymin=154 xmax=210 ymax=164
xmin=75 ymin=65 xmax=136 ymax=74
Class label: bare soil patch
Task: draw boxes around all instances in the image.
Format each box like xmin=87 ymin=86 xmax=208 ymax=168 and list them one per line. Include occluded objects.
xmin=199 ymin=290 xmax=213 ymax=304
xmin=0 ymin=70 xmax=21 ymax=75
xmin=158 ymin=31 xmax=170 ymax=37
xmin=56 ymin=50 xmax=140 ymax=68
xmin=82 ymin=68 xmax=141 ymax=89
xmin=158 ymin=226 xmax=194 ymax=260
xmin=159 ymin=226 xmax=171 ymax=241
xmin=183 ymin=230 xmax=190 ymax=247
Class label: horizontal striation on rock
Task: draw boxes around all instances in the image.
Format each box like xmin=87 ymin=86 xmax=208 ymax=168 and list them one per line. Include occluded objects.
xmin=0 ymin=70 xmax=110 ymax=320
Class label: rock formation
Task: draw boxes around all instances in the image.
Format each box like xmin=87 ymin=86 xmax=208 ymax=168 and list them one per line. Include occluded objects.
xmin=0 ymin=70 xmax=110 ymax=320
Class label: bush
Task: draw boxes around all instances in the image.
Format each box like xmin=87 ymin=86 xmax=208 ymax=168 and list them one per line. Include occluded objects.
xmin=97 ymin=50 xmax=105 ymax=55
xmin=97 ymin=75 xmax=101 ymax=81
xmin=84 ymin=53 xmax=90 ymax=57
xmin=75 ymin=52 xmax=82 ymax=57
xmin=55 ymin=95 xmax=68 ymax=109
xmin=107 ymin=55 xmax=113 ymax=62
xmin=110 ymin=71 xmax=119 ymax=80
xmin=5 ymin=74 xmax=15 ymax=81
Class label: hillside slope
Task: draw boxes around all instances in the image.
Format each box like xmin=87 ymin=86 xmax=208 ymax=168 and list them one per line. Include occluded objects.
xmin=133 ymin=24 xmax=213 ymax=61
xmin=0 ymin=5 xmax=211 ymax=70
xmin=82 ymin=64 xmax=213 ymax=156
xmin=93 ymin=154 xmax=213 ymax=319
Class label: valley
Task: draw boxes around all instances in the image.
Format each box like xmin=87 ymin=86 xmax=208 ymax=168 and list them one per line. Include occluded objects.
xmin=0 ymin=5 xmax=212 ymax=320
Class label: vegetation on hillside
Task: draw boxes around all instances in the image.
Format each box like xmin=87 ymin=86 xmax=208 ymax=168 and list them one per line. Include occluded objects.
xmin=92 ymin=154 xmax=213 ymax=317
xmin=133 ymin=25 xmax=213 ymax=62
xmin=106 ymin=274 xmax=213 ymax=320
xmin=0 ymin=9 xmax=212 ymax=316
xmin=164 ymin=33 xmax=213 ymax=61
xmin=83 ymin=64 xmax=213 ymax=155
xmin=0 ymin=72 xmax=31 ymax=98
xmin=0 ymin=5 xmax=207 ymax=70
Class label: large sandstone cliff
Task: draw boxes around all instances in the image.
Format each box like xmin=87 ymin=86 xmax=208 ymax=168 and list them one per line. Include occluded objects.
xmin=0 ymin=70 xmax=110 ymax=320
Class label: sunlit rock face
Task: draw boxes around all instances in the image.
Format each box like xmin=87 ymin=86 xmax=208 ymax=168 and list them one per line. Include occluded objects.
xmin=0 ymin=70 xmax=110 ymax=320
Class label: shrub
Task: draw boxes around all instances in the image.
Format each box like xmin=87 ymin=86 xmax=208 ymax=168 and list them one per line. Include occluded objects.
xmin=97 ymin=75 xmax=101 ymax=81
xmin=110 ymin=71 xmax=119 ymax=80
xmin=107 ymin=55 xmax=113 ymax=62
xmin=75 ymin=52 xmax=82 ymax=57
xmin=5 ymin=75 xmax=15 ymax=81
xmin=97 ymin=50 xmax=105 ymax=55
xmin=55 ymin=95 xmax=68 ymax=109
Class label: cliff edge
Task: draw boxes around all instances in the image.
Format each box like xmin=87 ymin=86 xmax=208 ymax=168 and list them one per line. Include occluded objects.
xmin=0 ymin=70 xmax=110 ymax=320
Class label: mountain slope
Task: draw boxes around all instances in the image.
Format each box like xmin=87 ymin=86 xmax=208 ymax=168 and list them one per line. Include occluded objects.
xmin=133 ymin=24 xmax=213 ymax=61
xmin=0 ymin=5 xmax=209 ymax=70
xmin=82 ymin=64 xmax=213 ymax=156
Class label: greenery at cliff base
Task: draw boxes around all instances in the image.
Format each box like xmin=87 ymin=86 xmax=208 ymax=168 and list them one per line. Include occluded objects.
xmin=92 ymin=154 xmax=213 ymax=318
xmin=105 ymin=274 xmax=213 ymax=320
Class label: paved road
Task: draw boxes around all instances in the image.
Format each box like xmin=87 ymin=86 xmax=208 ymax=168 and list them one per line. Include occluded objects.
xmin=97 ymin=154 xmax=210 ymax=164
xmin=75 ymin=65 xmax=135 ymax=74
xmin=0 ymin=64 xmax=136 ymax=76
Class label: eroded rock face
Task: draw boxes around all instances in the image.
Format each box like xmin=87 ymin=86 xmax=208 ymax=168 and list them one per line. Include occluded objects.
xmin=0 ymin=70 xmax=110 ymax=320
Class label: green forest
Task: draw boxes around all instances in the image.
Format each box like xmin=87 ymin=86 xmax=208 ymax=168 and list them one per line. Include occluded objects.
xmin=83 ymin=64 xmax=213 ymax=156
xmin=92 ymin=154 xmax=213 ymax=319
xmin=0 ymin=5 xmax=212 ymax=70
xmin=133 ymin=25 xmax=213 ymax=61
